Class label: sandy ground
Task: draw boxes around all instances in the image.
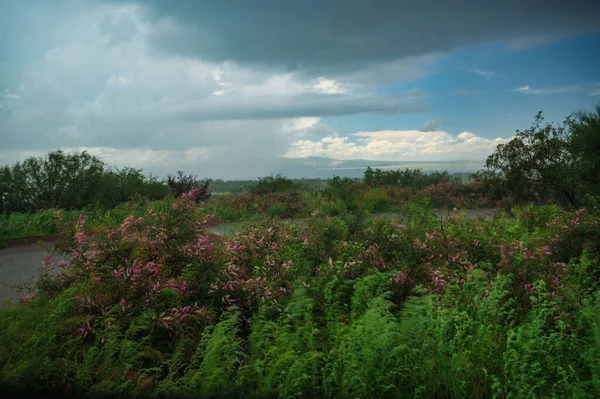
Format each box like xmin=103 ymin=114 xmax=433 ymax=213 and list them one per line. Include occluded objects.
xmin=0 ymin=208 xmax=498 ymax=302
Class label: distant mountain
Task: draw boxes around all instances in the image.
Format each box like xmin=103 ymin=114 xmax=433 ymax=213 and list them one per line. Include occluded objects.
xmin=145 ymin=156 xmax=486 ymax=180
xmin=274 ymin=157 xmax=485 ymax=179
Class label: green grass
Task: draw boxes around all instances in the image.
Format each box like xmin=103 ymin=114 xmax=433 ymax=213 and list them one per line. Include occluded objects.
xmin=0 ymin=210 xmax=61 ymax=241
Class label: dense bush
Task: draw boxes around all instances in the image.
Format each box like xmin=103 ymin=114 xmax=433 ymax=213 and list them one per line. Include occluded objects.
xmin=0 ymin=211 xmax=60 ymax=240
xmin=250 ymin=174 xmax=304 ymax=196
xmin=205 ymin=190 xmax=308 ymax=221
xmin=1 ymin=192 xmax=599 ymax=398
xmin=167 ymin=171 xmax=211 ymax=202
xmin=421 ymin=181 xmax=487 ymax=208
xmin=97 ymin=167 xmax=171 ymax=209
xmin=363 ymin=167 xmax=461 ymax=189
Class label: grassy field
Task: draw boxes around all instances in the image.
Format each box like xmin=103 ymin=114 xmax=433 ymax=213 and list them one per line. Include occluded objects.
xmin=0 ymin=189 xmax=598 ymax=398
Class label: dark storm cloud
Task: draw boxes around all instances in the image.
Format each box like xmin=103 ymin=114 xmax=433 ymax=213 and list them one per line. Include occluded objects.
xmin=99 ymin=0 xmax=600 ymax=74
xmin=168 ymin=92 xmax=430 ymax=122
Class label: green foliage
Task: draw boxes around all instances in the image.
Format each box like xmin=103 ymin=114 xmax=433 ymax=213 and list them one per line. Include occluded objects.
xmin=0 ymin=150 xmax=106 ymax=213
xmin=241 ymin=288 xmax=324 ymax=398
xmin=250 ymin=174 xmax=303 ymax=196
xmin=0 ymin=210 xmax=59 ymax=240
xmin=325 ymin=297 xmax=406 ymax=398
xmin=187 ymin=312 xmax=245 ymax=397
xmin=568 ymin=105 xmax=600 ymax=199
xmin=96 ymin=167 xmax=171 ymax=209
xmin=0 ymin=150 xmax=172 ymax=215
xmin=364 ymin=166 xmax=461 ymax=189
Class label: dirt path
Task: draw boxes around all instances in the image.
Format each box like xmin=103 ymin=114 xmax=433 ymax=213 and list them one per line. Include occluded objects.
xmin=0 ymin=241 xmax=60 ymax=303
xmin=0 ymin=208 xmax=498 ymax=302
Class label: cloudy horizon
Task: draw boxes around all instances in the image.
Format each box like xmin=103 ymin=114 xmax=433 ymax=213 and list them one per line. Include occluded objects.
xmin=1 ymin=0 xmax=599 ymax=179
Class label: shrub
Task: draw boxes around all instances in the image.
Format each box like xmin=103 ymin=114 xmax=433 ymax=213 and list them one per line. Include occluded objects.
xmin=363 ymin=167 xmax=461 ymax=189
xmin=166 ymin=171 xmax=211 ymax=202
xmin=250 ymin=174 xmax=303 ymax=196
xmin=421 ymin=181 xmax=487 ymax=208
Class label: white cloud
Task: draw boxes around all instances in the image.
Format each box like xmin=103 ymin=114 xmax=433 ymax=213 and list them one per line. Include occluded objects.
xmin=211 ymin=68 xmax=232 ymax=96
xmin=457 ymin=132 xmax=476 ymax=140
xmin=467 ymin=69 xmax=498 ymax=81
xmin=282 ymin=117 xmax=320 ymax=132
xmin=513 ymin=83 xmax=600 ymax=95
xmin=314 ymin=78 xmax=349 ymax=94
xmin=514 ymin=85 xmax=533 ymax=92
xmin=2 ymin=90 xmax=19 ymax=99
xmin=283 ymin=129 xmax=510 ymax=161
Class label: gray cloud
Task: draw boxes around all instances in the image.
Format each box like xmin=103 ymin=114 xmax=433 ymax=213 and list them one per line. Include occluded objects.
xmin=419 ymin=117 xmax=441 ymax=132
xmin=466 ymin=69 xmax=498 ymax=82
xmin=98 ymin=0 xmax=600 ymax=75
xmin=0 ymin=3 xmax=429 ymax=154
xmin=168 ymin=93 xmax=428 ymax=123
xmin=2 ymin=0 xmax=598 ymax=179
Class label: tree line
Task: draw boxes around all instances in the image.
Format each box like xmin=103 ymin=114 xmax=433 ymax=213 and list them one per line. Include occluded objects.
xmin=0 ymin=152 xmax=210 ymax=214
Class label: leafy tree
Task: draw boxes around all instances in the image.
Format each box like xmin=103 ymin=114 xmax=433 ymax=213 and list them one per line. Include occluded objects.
xmin=0 ymin=150 xmax=106 ymax=212
xmin=0 ymin=150 xmax=173 ymax=214
xmin=478 ymin=106 xmax=600 ymax=208
xmin=568 ymin=105 xmax=600 ymax=199
xmin=95 ymin=167 xmax=170 ymax=209
xmin=363 ymin=166 xmax=376 ymax=186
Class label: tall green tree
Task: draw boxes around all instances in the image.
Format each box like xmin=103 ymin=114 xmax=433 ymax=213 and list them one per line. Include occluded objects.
xmin=0 ymin=150 xmax=171 ymax=213
xmin=478 ymin=105 xmax=600 ymax=208
xmin=0 ymin=150 xmax=106 ymax=212
xmin=568 ymin=105 xmax=600 ymax=200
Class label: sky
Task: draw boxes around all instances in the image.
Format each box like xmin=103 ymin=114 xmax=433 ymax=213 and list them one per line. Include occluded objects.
xmin=1 ymin=0 xmax=599 ymax=179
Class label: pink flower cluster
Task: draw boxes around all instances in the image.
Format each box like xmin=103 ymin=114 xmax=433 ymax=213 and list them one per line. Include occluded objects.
xmin=74 ymin=294 xmax=113 ymax=316
xmin=392 ymin=270 xmax=414 ymax=286
xmin=20 ymin=294 xmax=36 ymax=303
xmin=112 ymin=260 xmax=160 ymax=284
xmin=159 ymin=303 xmax=210 ymax=330
xmin=74 ymin=320 xmax=95 ymax=338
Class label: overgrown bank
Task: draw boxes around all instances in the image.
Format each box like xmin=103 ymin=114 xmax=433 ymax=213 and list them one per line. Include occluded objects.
xmin=0 ymin=190 xmax=599 ymax=398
